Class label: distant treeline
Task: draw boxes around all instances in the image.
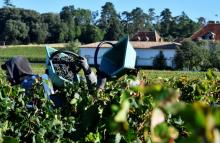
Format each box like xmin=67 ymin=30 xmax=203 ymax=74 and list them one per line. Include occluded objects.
xmin=0 ymin=2 xmax=208 ymax=44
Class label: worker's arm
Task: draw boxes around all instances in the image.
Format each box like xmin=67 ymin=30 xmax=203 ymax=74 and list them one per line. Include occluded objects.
xmin=78 ymin=57 xmax=97 ymax=88
xmin=96 ymin=71 xmax=107 ymax=90
xmin=78 ymin=57 xmax=108 ymax=90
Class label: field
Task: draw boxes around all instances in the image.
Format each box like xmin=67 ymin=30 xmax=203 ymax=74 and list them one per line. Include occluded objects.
xmin=141 ymin=69 xmax=211 ymax=80
xmin=0 ymin=45 xmax=215 ymax=78
xmin=31 ymin=63 xmax=46 ymax=74
xmin=0 ymin=44 xmax=65 ymax=76
xmin=1 ymin=65 xmax=220 ymax=142
xmin=0 ymin=45 xmax=216 ymax=80
xmin=1 ymin=46 xmax=220 ymax=143
xmin=0 ymin=44 xmax=64 ymax=63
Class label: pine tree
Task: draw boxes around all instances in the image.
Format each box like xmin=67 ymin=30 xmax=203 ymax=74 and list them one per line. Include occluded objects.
xmin=4 ymin=0 xmax=14 ymax=7
xmin=153 ymin=51 xmax=167 ymax=69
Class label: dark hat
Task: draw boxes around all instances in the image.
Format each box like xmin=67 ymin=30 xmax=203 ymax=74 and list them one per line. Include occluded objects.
xmin=2 ymin=56 xmax=33 ymax=85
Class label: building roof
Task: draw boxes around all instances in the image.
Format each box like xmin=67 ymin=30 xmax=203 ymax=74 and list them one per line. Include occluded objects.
xmin=80 ymin=41 xmax=180 ymax=49
xmin=130 ymin=31 xmax=162 ymax=42
xmin=191 ymin=24 xmax=220 ymax=41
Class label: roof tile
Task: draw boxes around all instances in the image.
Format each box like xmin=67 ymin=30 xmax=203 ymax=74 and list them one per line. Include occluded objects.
xmin=80 ymin=41 xmax=180 ymax=49
xmin=191 ymin=24 xmax=220 ymax=41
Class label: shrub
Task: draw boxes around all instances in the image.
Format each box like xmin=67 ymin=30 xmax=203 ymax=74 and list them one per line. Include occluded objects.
xmin=209 ymin=42 xmax=220 ymax=70
xmin=153 ymin=50 xmax=167 ymax=70
xmin=65 ymin=39 xmax=81 ymax=54
xmin=173 ymin=39 xmax=210 ymax=71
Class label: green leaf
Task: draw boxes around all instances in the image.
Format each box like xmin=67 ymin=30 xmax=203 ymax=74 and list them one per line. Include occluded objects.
xmin=114 ymin=99 xmax=130 ymax=122
xmin=2 ymin=136 xmax=19 ymax=143
xmin=151 ymin=108 xmax=165 ymax=129
xmin=115 ymin=133 xmax=121 ymax=143
xmin=206 ymin=69 xmax=216 ymax=80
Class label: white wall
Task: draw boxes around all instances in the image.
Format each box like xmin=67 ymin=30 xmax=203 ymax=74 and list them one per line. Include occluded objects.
xmin=136 ymin=49 xmax=175 ymax=67
xmin=79 ymin=48 xmax=176 ymax=67
xmin=79 ymin=48 xmax=109 ymax=65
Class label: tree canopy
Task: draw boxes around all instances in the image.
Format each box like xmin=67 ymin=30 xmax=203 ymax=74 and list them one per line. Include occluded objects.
xmin=0 ymin=2 xmax=209 ymax=44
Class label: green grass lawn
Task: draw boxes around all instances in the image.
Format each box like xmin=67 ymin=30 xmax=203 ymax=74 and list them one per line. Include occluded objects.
xmin=0 ymin=46 xmax=46 ymax=62
xmin=0 ymin=46 xmax=63 ymax=63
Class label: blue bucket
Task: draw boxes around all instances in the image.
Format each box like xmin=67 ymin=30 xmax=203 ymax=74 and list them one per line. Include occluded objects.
xmin=45 ymin=46 xmax=79 ymax=87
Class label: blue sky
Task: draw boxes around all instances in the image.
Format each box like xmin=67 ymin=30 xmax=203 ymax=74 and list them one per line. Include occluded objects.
xmin=0 ymin=0 xmax=220 ymax=21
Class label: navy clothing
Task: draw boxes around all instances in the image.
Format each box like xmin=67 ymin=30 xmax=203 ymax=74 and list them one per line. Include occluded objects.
xmin=20 ymin=74 xmax=57 ymax=108
xmin=21 ymin=74 xmax=54 ymax=98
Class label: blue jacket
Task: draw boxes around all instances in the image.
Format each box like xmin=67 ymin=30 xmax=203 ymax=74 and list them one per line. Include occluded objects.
xmin=20 ymin=74 xmax=63 ymax=108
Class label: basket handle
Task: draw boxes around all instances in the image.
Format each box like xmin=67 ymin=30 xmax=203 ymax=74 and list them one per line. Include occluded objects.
xmin=50 ymin=49 xmax=83 ymax=60
xmin=94 ymin=41 xmax=114 ymax=73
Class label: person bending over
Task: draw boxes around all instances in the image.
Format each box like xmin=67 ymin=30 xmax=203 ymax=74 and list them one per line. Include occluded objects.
xmin=1 ymin=56 xmax=104 ymax=107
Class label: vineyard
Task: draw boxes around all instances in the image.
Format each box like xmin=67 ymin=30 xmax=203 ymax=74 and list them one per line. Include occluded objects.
xmin=0 ymin=69 xmax=220 ymax=143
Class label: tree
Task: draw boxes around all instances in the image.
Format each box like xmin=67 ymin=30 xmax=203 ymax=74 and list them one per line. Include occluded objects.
xmin=130 ymin=7 xmax=147 ymax=32
xmin=121 ymin=7 xmax=148 ymax=35
xmin=0 ymin=5 xmax=206 ymax=45
xmin=45 ymin=22 xmax=68 ymax=43
xmin=20 ymin=9 xmax=41 ymax=25
xmin=148 ymin=8 xmax=156 ymax=23
xmin=0 ymin=8 xmax=21 ymax=34
xmin=79 ymin=25 xmax=103 ymax=44
xmin=154 ymin=15 xmax=161 ymax=32
xmin=73 ymin=8 xmax=93 ymax=40
xmin=209 ymin=42 xmax=220 ymax=70
xmin=30 ymin=22 xmax=48 ymax=43
xmin=16 ymin=10 xmax=43 ymax=43
xmin=74 ymin=8 xmax=92 ymax=26
xmin=174 ymin=40 xmax=212 ymax=71
xmin=3 ymin=0 xmax=14 ymax=7
xmin=57 ymin=22 xmax=69 ymax=42
xmin=91 ymin=11 xmax=99 ymax=25
xmin=57 ymin=5 xmax=80 ymax=42
xmin=98 ymin=2 xmax=122 ymax=40
xmin=173 ymin=47 xmax=184 ymax=69
xmin=121 ymin=11 xmax=132 ymax=34
xmin=41 ymin=13 xmax=61 ymax=43
xmin=153 ymin=51 xmax=167 ymax=69
xmin=103 ymin=17 xmax=122 ymax=40
xmin=199 ymin=47 xmax=211 ymax=70
xmin=60 ymin=5 xmax=75 ymax=25
xmin=146 ymin=8 xmax=156 ymax=30
xmin=2 ymin=19 xmax=29 ymax=44
xmin=41 ymin=12 xmax=61 ymax=26
xmin=65 ymin=39 xmax=81 ymax=54
xmin=59 ymin=6 xmax=96 ymax=42
xmin=174 ymin=40 xmax=204 ymax=70
xmin=98 ymin=2 xmax=118 ymax=30
xmin=174 ymin=12 xmax=199 ymax=38
xmin=159 ymin=8 xmax=174 ymax=39
xmin=197 ymin=17 xmax=206 ymax=26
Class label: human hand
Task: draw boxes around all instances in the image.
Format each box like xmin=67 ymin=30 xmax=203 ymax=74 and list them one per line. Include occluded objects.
xmin=77 ymin=57 xmax=89 ymax=71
